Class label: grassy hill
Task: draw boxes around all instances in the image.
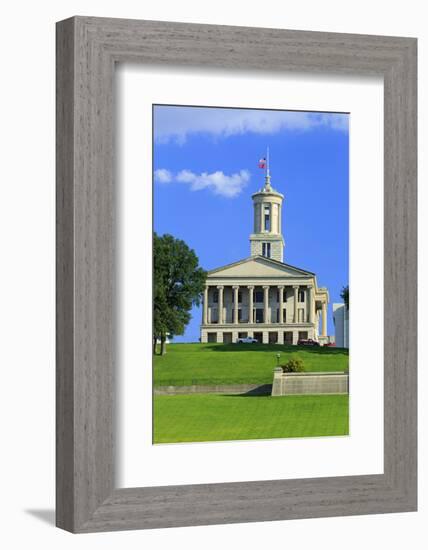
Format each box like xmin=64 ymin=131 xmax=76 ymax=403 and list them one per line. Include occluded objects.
xmin=153 ymin=343 xmax=349 ymax=387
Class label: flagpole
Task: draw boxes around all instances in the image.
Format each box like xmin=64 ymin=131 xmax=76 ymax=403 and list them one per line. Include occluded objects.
xmin=266 ymin=147 xmax=270 ymax=177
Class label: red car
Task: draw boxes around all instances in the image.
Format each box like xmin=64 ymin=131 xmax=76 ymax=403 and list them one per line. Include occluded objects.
xmin=297 ymin=338 xmax=320 ymax=347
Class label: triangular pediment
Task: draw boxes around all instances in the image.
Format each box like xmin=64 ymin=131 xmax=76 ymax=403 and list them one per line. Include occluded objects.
xmin=208 ymin=256 xmax=314 ymax=279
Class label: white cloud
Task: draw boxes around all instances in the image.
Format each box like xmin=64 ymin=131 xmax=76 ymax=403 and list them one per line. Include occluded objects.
xmin=155 ymin=169 xmax=250 ymax=198
xmin=154 ymin=107 xmax=349 ymax=144
xmin=316 ymin=112 xmax=349 ymax=132
xmin=177 ymin=169 xmax=250 ymax=197
xmin=154 ymin=168 xmax=173 ymax=183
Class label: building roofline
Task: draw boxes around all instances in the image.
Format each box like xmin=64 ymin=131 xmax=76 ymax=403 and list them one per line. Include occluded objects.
xmin=207 ymin=255 xmax=316 ymax=276
xmin=251 ymin=190 xmax=284 ymax=199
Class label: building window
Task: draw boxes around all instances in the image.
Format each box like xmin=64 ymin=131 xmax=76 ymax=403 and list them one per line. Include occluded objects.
xmin=298 ymin=289 xmax=305 ymax=302
xmin=212 ymin=309 xmax=219 ymax=323
xmin=276 ymin=309 xmax=287 ymax=323
xmin=223 ymin=332 xmax=233 ymax=344
xmin=284 ymin=331 xmax=293 ymax=344
xmin=255 ymin=290 xmax=264 ymax=303
xmin=269 ymin=332 xmax=278 ymax=344
xmin=264 ymin=205 xmax=271 ymax=231
xmin=213 ymin=290 xmax=219 ymax=303
xmin=262 ymin=242 xmax=271 ymax=258
xmin=255 ymin=309 xmax=264 ymax=323
xmin=238 ymin=309 xmax=243 ymax=322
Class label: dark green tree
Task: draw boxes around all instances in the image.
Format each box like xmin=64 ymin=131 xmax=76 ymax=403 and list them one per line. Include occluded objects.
xmin=340 ymin=285 xmax=349 ymax=309
xmin=153 ymin=233 xmax=206 ymax=355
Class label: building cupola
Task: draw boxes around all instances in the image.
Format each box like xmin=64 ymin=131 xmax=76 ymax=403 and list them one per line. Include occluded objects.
xmin=249 ymin=150 xmax=285 ymax=262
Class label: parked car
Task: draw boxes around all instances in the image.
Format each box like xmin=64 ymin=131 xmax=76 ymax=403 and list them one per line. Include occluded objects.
xmin=236 ymin=337 xmax=258 ymax=344
xmin=297 ymin=338 xmax=320 ymax=347
xmin=323 ymin=342 xmax=336 ymax=347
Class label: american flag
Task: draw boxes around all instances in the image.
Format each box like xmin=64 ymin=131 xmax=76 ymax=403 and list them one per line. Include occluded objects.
xmin=258 ymin=157 xmax=266 ymax=169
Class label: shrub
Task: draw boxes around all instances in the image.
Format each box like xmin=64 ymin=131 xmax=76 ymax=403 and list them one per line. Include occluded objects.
xmin=281 ymin=357 xmax=305 ymax=373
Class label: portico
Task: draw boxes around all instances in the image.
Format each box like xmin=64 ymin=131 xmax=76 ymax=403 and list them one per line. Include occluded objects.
xmin=200 ymin=257 xmax=329 ymax=345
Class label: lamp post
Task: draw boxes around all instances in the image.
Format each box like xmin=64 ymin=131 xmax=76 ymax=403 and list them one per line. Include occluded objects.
xmin=274 ymin=352 xmax=283 ymax=376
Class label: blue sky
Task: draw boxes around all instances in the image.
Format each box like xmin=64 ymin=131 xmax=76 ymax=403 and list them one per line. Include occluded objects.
xmin=153 ymin=105 xmax=349 ymax=342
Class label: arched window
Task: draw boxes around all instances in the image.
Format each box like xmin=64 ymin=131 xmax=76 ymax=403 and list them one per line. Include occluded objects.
xmin=262 ymin=242 xmax=271 ymax=258
xmin=264 ymin=205 xmax=271 ymax=231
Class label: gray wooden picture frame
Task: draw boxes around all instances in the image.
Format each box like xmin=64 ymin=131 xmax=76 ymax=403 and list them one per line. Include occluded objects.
xmin=56 ymin=16 xmax=417 ymax=533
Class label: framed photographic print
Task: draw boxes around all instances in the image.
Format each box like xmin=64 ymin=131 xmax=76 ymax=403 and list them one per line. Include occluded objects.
xmin=56 ymin=17 xmax=417 ymax=532
xmin=151 ymin=103 xmax=350 ymax=446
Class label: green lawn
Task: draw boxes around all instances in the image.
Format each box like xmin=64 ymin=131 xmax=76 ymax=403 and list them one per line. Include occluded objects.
xmin=153 ymin=343 xmax=349 ymax=386
xmin=154 ymin=394 xmax=349 ymax=443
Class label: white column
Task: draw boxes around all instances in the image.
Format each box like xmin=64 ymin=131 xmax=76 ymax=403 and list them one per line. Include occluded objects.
xmin=248 ymin=286 xmax=254 ymax=323
xmin=254 ymin=203 xmax=257 ymax=233
xmin=308 ymin=285 xmax=315 ymax=324
xmin=233 ymin=285 xmax=239 ymax=324
xmin=278 ymin=285 xmax=284 ymax=324
xmin=203 ymin=286 xmax=208 ymax=325
xmin=293 ymin=285 xmax=299 ymax=323
xmin=263 ymin=285 xmax=269 ymax=324
xmin=322 ymin=302 xmax=327 ymax=337
xmin=217 ymin=285 xmax=224 ymax=325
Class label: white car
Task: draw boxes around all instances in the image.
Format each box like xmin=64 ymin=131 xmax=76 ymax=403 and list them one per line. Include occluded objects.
xmin=236 ymin=337 xmax=258 ymax=344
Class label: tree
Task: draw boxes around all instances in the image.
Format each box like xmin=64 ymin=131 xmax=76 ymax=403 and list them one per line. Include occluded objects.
xmin=153 ymin=233 xmax=206 ymax=355
xmin=340 ymin=285 xmax=349 ymax=309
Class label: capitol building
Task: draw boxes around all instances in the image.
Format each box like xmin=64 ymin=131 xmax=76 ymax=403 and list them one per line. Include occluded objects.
xmin=200 ymin=168 xmax=330 ymax=345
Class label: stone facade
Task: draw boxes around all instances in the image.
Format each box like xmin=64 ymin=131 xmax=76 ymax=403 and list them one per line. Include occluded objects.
xmin=200 ymin=171 xmax=330 ymax=345
xmin=333 ymin=303 xmax=349 ymax=348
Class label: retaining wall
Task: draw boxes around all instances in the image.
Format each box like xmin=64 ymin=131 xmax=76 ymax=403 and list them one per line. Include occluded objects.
xmin=271 ymin=369 xmax=349 ymax=396
xmin=154 ymin=383 xmax=272 ymax=396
